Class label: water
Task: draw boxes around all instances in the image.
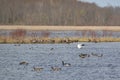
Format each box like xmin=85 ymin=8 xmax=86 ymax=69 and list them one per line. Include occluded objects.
xmin=0 ymin=42 xmax=120 ymax=80
xmin=0 ymin=30 xmax=120 ymax=38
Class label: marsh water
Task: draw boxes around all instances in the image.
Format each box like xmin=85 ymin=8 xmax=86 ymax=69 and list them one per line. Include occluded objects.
xmin=0 ymin=30 xmax=120 ymax=38
xmin=0 ymin=42 xmax=120 ymax=80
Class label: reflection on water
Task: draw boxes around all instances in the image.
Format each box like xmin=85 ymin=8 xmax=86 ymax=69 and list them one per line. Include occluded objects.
xmin=0 ymin=30 xmax=120 ymax=38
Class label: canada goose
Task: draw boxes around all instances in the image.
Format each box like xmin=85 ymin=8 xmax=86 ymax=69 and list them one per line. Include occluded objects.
xmin=91 ymin=53 xmax=103 ymax=57
xmin=19 ymin=61 xmax=28 ymax=65
xmin=33 ymin=67 xmax=44 ymax=72
xmin=14 ymin=44 xmax=20 ymax=46
xmin=62 ymin=61 xmax=71 ymax=67
xmin=77 ymin=44 xmax=85 ymax=49
xmin=79 ymin=53 xmax=90 ymax=58
xmin=51 ymin=67 xmax=61 ymax=71
xmin=50 ymin=48 xmax=54 ymax=50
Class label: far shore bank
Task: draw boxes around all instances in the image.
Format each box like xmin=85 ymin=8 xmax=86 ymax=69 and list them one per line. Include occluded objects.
xmin=0 ymin=25 xmax=120 ymax=31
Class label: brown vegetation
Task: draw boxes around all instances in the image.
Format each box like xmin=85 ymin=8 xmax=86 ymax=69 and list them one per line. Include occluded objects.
xmin=0 ymin=27 xmax=120 ymax=43
xmin=0 ymin=26 xmax=120 ymax=31
xmin=10 ymin=29 xmax=26 ymax=39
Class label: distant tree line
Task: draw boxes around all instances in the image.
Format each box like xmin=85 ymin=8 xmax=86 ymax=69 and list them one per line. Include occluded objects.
xmin=0 ymin=0 xmax=120 ymax=26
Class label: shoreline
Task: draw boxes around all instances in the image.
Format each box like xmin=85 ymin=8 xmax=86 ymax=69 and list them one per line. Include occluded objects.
xmin=0 ymin=25 xmax=120 ymax=31
xmin=0 ymin=37 xmax=120 ymax=44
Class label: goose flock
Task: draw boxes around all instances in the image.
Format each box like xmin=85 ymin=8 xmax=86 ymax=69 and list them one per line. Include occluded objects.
xmin=18 ymin=43 xmax=103 ymax=72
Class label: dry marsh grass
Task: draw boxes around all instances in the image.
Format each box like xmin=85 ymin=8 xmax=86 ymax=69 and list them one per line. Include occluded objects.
xmin=0 ymin=25 xmax=120 ymax=31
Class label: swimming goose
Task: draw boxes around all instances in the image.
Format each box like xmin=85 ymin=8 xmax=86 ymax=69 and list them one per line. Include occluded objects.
xmin=50 ymin=48 xmax=54 ymax=50
xmin=62 ymin=61 xmax=71 ymax=67
xmin=51 ymin=67 xmax=61 ymax=71
xmin=19 ymin=61 xmax=28 ymax=65
xmin=33 ymin=67 xmax=44 ymax=72
xmin=79 ymin=53 xmax=90 ymax=58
